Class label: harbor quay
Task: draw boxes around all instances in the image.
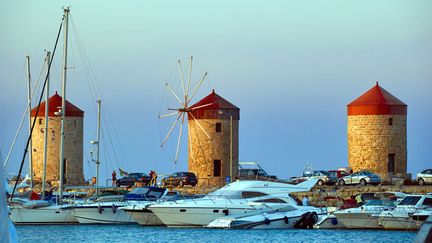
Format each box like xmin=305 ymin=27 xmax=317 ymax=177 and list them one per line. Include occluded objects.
xmin=169 ymin=184 xmax=432 ymax=207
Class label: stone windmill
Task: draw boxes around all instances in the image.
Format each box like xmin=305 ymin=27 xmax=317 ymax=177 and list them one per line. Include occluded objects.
xmin=30 ymin=92 xmax=85 ymax=186
xmin=160 ymin=57 xmax=240 ymax=187
xmin=347 ymin=82 xmax=407 ymax=181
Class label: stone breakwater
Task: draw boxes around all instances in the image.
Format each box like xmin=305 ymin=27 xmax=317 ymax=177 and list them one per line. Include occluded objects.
xmin=173 ymin=185 xmax=432 ymax=207
xmin=292 ymin=185 xmax=432 ymax=207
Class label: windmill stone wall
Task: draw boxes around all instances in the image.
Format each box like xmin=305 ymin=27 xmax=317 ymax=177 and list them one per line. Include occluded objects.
xmin=187 ymin=91 xmax=239 ymax=187
xmin=30 ymin=93 xmax=85 ymax=186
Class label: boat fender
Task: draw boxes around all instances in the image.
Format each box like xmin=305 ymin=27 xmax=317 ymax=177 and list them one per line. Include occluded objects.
xmin=331 ymin=218 xmax=338 ymax=225
xmin=223 ymin=209 xmax=229 ymax=216
xmin=284 ymin=216 xmax=289 ymax=224
xmin=112 ymin=204 xmax=117 ymax=214
xmin=264 ymin=218 xmax=271 ymax=225
xmin=98 ymin=205 xmax=104 ymax=214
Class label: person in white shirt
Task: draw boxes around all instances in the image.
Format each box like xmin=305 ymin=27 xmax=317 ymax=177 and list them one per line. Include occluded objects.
xmin=302 ymin=196 xmax=309 ymax=206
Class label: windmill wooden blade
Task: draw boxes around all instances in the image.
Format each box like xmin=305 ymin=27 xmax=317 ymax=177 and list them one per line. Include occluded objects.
xmin=161 ymin=113 xmax=182 ymax=147
xmin=189 ymin=112 xmax=211 ymax=139
xmin=166 ymin=83 xmax=185 ymax=107
xmin=189 ymin=103 xmax=213 ymax=111
xmin=177 ymin=59 xmax=186 ymax=101
xmin=186 ymin=56 xmax=193 ymax=101
xmin=175 ymin=113 xmax=185 ymax=163
xmin=187 ymin=72 xmax=207 ymax=106
xmin=158 ymin=111 xmax=179 ymax=118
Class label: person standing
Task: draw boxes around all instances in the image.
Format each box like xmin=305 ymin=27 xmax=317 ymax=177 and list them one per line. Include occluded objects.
xmin=302 ymin=196 xmax=310 ymax=206
xmin=112 ymin=170 xmax=117 ymax=186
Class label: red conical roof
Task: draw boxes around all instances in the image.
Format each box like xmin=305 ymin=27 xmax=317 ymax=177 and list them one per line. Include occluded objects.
xmin=188 ymin=90 xmax=239 ymax=120
xmin=30 ymin=92 xmax=84 ymax=117
xmin=189 ymin=90 xmax=239 ymax=110
xmin=347 ymin=82 xmax=407 ymax=115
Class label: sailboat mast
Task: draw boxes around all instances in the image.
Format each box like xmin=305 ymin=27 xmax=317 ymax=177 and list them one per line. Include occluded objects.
xmin=26 ymin=56 xmax=33 ymax=188
xmin=95 ymin=99 xmax=101 ymax=194
xmin=59 ymin=7 xmax=70 ymax=202
xmin=41 ymin=51 xmax=51 ymax=200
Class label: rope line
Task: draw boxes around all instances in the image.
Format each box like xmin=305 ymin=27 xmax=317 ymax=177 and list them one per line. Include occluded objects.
xmin=10 ymin=19 xmax=63 ymax=200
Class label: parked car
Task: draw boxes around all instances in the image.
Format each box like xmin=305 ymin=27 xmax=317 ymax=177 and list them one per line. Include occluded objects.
xmin=311 ymin=170 xmax=337 ymax=186
xmin=161 ymin=172 xmax=198 ymax=187
xmin=417 ymin=169 xmax=432 ymax=185
xmin=116 ymin=173 xmax=152 ymax=187
xmin=237 ymin=162 xmax=278 ymax=181
xmin=337 ymin=171 xmax=381 ymax=186
xmin=290 ymin=170 xmax=337 ymax=186
xmin=328 ymin=170 xmax=350 ymax=179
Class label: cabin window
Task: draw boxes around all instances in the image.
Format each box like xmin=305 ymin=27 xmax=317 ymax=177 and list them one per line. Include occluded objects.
xmin=39 ymin=118 xmax=43 ymax=125
xmin=180 ymin=209 xmax=187 ymax=212
xmin=389 ymin=117 xmax=393 ymax=126
xmin=213 ymin=160 xmax=221 ymax=177
xmin=254 ymin=198 xmax=287 ymax=203
xmin=422 ymin=198 xmax=432 ymax=207
xmin=213 ymin=209 xmax=220 ymax=213
xmin=388 ymin=154 xmax=395 ymax=173
xmin=215 ymin=123 xmax=221 ymax=133
xmin=241 ymin=191 xmax=268 ymax=198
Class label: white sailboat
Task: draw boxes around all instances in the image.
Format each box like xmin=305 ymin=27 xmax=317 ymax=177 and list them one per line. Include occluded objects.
xmin=9 ymin=8 xmax=78 ymax=225
xmin=65 ymin=187 xmax=168 ymax=224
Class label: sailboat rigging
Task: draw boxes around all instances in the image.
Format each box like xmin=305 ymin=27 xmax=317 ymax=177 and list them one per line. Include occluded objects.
xmin=10 ymin=12 xmax=64 ymax=200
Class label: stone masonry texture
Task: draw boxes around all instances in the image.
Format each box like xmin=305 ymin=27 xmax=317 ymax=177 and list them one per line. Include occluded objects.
xmin=188 ymin=118 xmax=239 ymax=187
xmin=347 ymin=114 xmax=407 ymax=180
xmin=31 ymin=116 xmax=85 ymax=186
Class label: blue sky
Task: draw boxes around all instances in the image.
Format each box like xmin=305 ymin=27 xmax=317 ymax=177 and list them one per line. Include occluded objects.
xmin=1 ymin=1 xmax=431 ymax=183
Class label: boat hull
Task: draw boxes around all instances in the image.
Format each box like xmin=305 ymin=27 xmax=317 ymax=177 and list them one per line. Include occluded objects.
xmin=150 ymin=206 xmax=258 ymax=227
xmin=378 ymin=216 xmax=423 ymax=230
xmin=123 ymin=208 xmax=164 ymax=226
xmin=10 ymin=205 xmax=78 ymax=225
xmin=71 ymin=206 xmax=136 ymax=224
xmin=334 ymin=212 xmax=381 ymax=229
xmin=313 ymin=215 xmax=346 ymax=229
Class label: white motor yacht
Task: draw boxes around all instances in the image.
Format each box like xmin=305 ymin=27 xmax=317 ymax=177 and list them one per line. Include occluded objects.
xmin=377 ymin=194 xmax=432 ymax=230
xmin=333 ymin=199 xmax=397 ymax=229
xmin=149 ymin=179 xmax=318 ymax=227
xmin=207 ymin=205 xmax=328 ymax=229
xmin=65 ymin=187 xmax=167 ymax=224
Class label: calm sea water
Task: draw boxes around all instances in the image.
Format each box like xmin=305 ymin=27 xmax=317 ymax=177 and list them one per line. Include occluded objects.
xmin=16 ymin=225 xmax=416 ymax=243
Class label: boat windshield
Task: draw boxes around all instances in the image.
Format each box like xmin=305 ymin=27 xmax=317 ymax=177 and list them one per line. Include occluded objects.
xmin=146 ymin=188 xmax=165 ymax=198
xmin=399 ymin=196 xmax=421 ymax=206
xmin=129 ymin=187 xmax=150 ymax=195
xmin=364 ymin=199 xmax=396 ymax=207
xmin=207 ymin=190 xmax=268 ymax=199
xmin=207 ymin=190 xmax=242 ymax=199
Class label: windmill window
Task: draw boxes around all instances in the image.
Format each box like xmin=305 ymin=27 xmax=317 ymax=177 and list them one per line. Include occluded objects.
xmin=389 ymin=118 xmax=393 ymax=126
xmin=388 ymin=154 xmax=395 ymax=173
xmin=215 ymin=123 xmax=221 ymax=133
xmin=214 ymin=160 xmax=221 ymax=177
xmin=74 ymin=120 xmax=77 ymax=127
xmin=39 ymin=118 xmax=43 ymax=125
